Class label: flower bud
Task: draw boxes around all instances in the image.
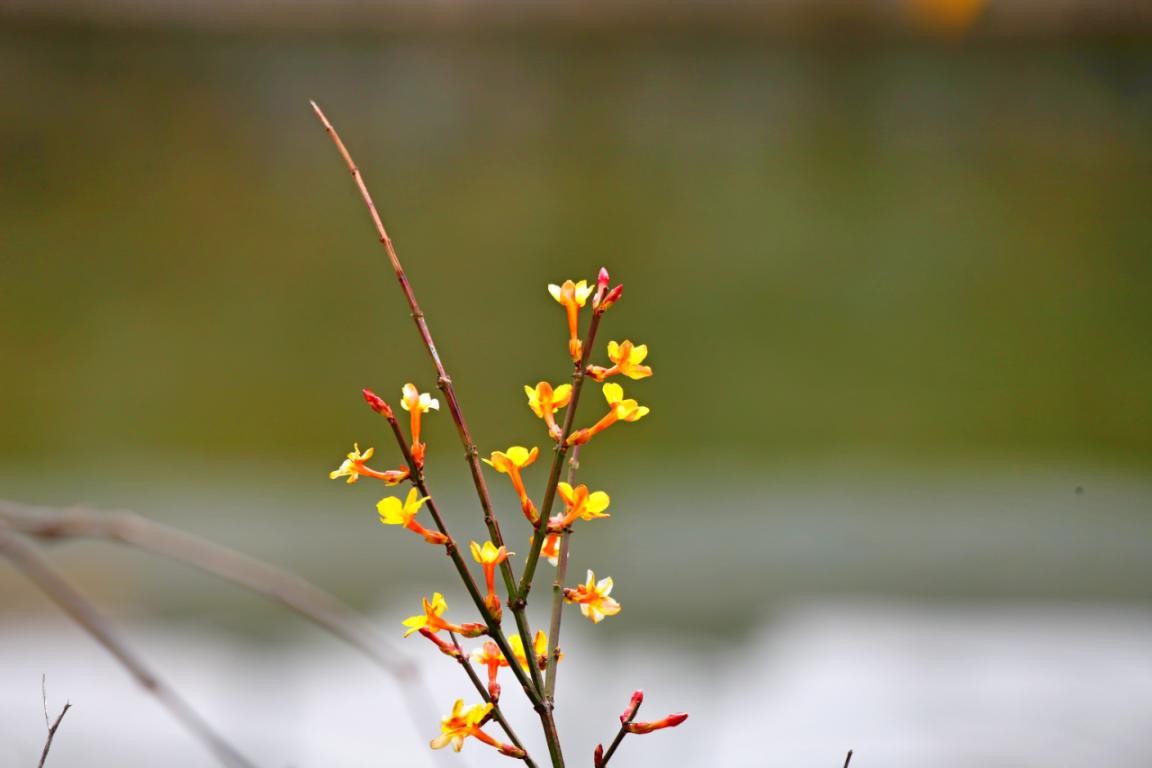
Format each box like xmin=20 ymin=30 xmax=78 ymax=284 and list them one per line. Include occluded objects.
xmin=599 ymin=283 xmax=623 ymax=313
xmin=594 ymin=744 xmax=605 ymax=768
xmin=458 ymin=622 xmax=488 ymax=639
xmin=624 ymin=712 xmax=688 ymax=734
xmin=362 ymin=388 xmax=393 ymax=418
xmin=499 ymin=744 xmax=527 ymax=759
xmin=620 ymin=689 xmax=644 ymax=723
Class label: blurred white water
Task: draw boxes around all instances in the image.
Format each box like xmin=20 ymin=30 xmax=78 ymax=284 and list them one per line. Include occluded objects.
xmin=2 ymin=599 xmax=1151 ymax=767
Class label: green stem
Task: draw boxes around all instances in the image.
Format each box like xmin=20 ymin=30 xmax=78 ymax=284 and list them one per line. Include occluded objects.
xmin=543 ymin=448 xmax=580 ymax=702
xmin=517 ymin=309 xmax=604 ymax=606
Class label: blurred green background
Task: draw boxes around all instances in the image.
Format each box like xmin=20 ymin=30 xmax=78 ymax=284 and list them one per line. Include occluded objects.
xmin=2 ymin=16 xmax=1151 ymax=636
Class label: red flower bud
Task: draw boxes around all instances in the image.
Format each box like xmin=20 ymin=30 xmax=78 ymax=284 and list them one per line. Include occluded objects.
xmin=362 ymin=388 xmax=393 ymax=418
xmin=598 ymin=283 xmax=624 ymax=313
xmin=594 ymin=744 xmax=605 ymax=768
xmin=620 ymin=689 xmax=644 ymax=723
xmin=624 ymin=712 xmax=688 ymax=734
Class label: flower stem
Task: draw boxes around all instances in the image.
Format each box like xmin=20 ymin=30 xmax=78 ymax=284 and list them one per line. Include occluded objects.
xmin=543 ymin=447 xmax=580 ymax=703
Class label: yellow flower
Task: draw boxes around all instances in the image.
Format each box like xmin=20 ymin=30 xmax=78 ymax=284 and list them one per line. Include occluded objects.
xmin=483 ymin=446 xmax=540 ymax=522
xmin=429 ymin=699 xmax=524 ymax=757
xmin=400 ymin=382 xmax=440 ymax=414
xmin=330 ymin=443 xmax=410 ymax=485
xmin=429 ymin=699 xmax=494 ymax=752
xmin=587 ymin=340 xmax=653 ymax=382
xmin=508 ymin=629 xmax=559 ymax=672
xmin=470 ymin=540 xmax=513 ymax=610
xmin=329 ymin=443 xmax=371 ymax=484
xmin=567 ymin=382 xmax=650 ymax=446
xmin=548 ymin=279 xmax=594 ymax=361
xmin=553 ymin=482 xmax=611 ymax=529
xmin=378 ymin=488 xmax=447 ymax=544
xmin=402 ymin=592 xmax=449 ymax=637
xmin=524 ymin=381 xmax=573 ymax=440
xmin=402 ymin=593 xmax=484 ymax=638
xmin=399 ymin=383 xmax=439 ymax=465
xmin=564 ymin=569 xmax=621 ymax=624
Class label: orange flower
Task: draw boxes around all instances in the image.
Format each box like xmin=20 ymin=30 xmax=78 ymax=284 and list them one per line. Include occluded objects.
xmin=539 ymin=526 xmax=563 ymax=566
xmin=400 ymin=383 xmax=439 ymax=466
xmin=483 ymin=446 xmax=540 ymax=523
xmin=402 ymin=593 xmax=485 ymax=638
xmin=470 ymin=540 xmax=512 ymax=618
xmin=587 ymin=340 xmax=653 ymax=382
xmin=470 ymin=641 xmax=504 ymax=700
xmin=524 ymin=382 xmax=573 ymax=440
xmin=328 ymin=443 xmax=409 ymax=485
xmin=564 ymin=569 xmax=621 ymax=624
xmin=429 ymin=699 xmax=523 ymax=757
xmin=553 ymin=482 xmax=611 ymax=529
xmin=378 ymin=488 xmax=448 ymax=545
xmin=567 ymin=382 xmax=649 ymax=446
xmin=548 ymin=279 xmax=594 ymax=361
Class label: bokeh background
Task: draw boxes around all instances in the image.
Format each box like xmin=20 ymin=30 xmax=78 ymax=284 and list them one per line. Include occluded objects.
xmin=2 ymin=1 xmax=1151 ymax=766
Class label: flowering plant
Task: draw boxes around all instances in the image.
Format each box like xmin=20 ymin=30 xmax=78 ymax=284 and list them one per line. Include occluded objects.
xmin=315 ymin=102 xmax=687 ymax=767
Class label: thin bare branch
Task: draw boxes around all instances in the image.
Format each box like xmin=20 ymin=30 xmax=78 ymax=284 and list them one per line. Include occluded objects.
xmin=844 ymin=749 xmax=854 ymax=768
xmin=0 ymin=528 xmax=255 ymax=768
xmin=37 ymin=700 xmax=72 ymax=768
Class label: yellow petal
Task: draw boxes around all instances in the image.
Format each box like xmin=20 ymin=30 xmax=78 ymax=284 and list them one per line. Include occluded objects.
xmin=602 ymin=382 xmax=623 ymax=405
xmin=547 ymin=284 xmax=562 ymax=302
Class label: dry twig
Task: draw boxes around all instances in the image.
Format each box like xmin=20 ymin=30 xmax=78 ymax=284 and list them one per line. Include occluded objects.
xmin=37 ymin=688 xmax=71 ymax=768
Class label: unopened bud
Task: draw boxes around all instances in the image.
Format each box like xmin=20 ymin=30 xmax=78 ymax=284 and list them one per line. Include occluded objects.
xmin=593 ymin=267 xmax=611 ymax=308
xmin=598 ymin=283 xmax=623 ymax=313
xmin=620 ymin=689 xmax=644 ymax=723
xmin=499 ymin=744 xmax=527 ymax=759
xmin=362 ymin=388 xmax=393 ymax=418
xmin=458 ymin=622 xmax=488 ymax=639
xmin=624 ymin=712 xmax=688 ymax=734
xmin=594 ymin=744 xmax=605 ymax=768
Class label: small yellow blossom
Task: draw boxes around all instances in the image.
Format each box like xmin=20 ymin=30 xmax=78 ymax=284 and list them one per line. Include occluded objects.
xmin=508 ymin=629 xmax=559 ymax=672
xmin=484 ymin=446 xmax=540 ymax=522
xmin=553 ymin=482 xmax=611 ymax=529
xmin=567 ymin=382 xmax=650 ymax=446
xmin=400 ymin=383 xmax=439 ymax=466
xmin=564 ymin=569 xmax=621 ymax=624
xmin=402 ymin=592 xmax=484 ymax=638
xmin=588 ymin=340 xmax=653 ymax=382
xmin=330 ymin=443 xmax=409 ymax=485
xmin=524 ymin=382 xmax=573 ymax=440
xmin=378 ymin=488 xmax=447 ymax=544
xmin=548 ymin=279 xmax=594 ymax=361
